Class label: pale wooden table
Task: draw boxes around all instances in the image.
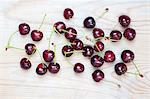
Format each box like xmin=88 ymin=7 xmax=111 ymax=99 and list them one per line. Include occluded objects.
xmin=0 ymin=0 xmax=150 ymax=99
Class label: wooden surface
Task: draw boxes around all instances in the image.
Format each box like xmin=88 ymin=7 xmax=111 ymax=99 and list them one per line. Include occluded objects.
xmin=0 ymin=0 xmax=150 ymax=99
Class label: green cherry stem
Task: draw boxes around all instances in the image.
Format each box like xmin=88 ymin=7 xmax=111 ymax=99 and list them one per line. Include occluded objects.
xmin=53 ymin=44 xmax=57 ymax=64
xmin=38 ymin=13 xmax=47 ymax=30
xmin=103 ymin=79 xmax=121 ymax=88
xmin=132 ymin=61 xmax=143 ymax=77
xmin=96 ymin=8 xmax=109 ymax=20
xmin=5 ymin=45 xmax=24 ymax=51
xmin=36 ymin=48 xmax=44 ymax=63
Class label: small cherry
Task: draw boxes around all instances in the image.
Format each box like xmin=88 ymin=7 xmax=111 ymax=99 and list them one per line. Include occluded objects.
xmin=94 ymin=41 xmax=104 ymax=52
xmin=25 ymin=43 xmax=36 ymax=55
xmin=104 ymin=50 xmax=116 ymax=62
xmin=54 ymin=21 xmax=66 ymax=34
xmin=121 ymin=50 xmax=134 ymax=63
xmin=31 ymin=30 xmax=43 ymax=41
xmin=71 ymin=39 xmax=83 ymax=50
xmin=19 ymin=23 xmax=30 ymax=35
xmin=115 ymin=62 xmax=127 ymax=75
xmin=62 ymin=45 xmax=74 ymax=57
xmin=123 ymin=28 xmax=136 ymax=41
xmin=110 ymin=30 xmax=122 ymax=42
xmin=93 ymin=28 xmax=105 ymax=39
xmin=119 ymin=15 xmax=131 ymax=27
xmin=36 ymin=63 xmax=47 ymax=75
xmin=92 ymin=69 xmax=104 ymax=82
xmin=82 ymin=45 xmax=94 ymax=57
xmin=74 ymin=63 xmax=84 ymax=73
xmin=64 ymin=27 xmax=77 ymax=41
xmin=43 ymin=50 xmax=55 ymax=62
xmin=20 ymin=58 xmax=31 ymax=70
xmin=63 ymin=8 xmax=74 ymax=19
xmin=83 ymin=16 xmax=96 ymax=28
xmin=48 ymin=62 xmax=60 ymax=74
xmin=91 ymin=55 xmax=104 ymax=68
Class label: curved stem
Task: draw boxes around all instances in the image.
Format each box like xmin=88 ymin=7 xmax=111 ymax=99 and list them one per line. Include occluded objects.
xmin=96 ymin=8 xmax=109 ymax=20
xmin=36 ymin=48 xmax=44 ymax=63
xmin=53 ymin=44 xmax=57 ymax=64
xmin=6 ymin=45 xmax=24 ymax=51
xmin=132 ymin=61 xmax=143 ymax=77
xmin=38 ymin=13 xmax=47 ymax=30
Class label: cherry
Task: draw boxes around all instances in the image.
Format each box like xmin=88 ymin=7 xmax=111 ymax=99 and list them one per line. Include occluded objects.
xmin=110 ymin=30 xmax=122 ymax=42
xmin=71 ymin=39 xmax=83 ymax=50
xmin=104 ymin=50 xmax=115 ymax=62
xmin=83 ymin=16 xmax=96 ymax=28
xmin=82 ymin=45 xmax=94 ymax=57
xmin=31 ymin=30 xmax=43 ymax=41
xmin=92 ymin=69 xmax=104 ymax=82
xmin=20 ymin=58 xmax=31 ymax=70
xmin=19 ymin=23 xmax=30 ymax=35
xmin=36 ymin=63 xmax=47 ymax=75
xmin=121 ymin=50 xmax=134 ymax=63
xmin=123 ymin=28 xmax=136 ymax=41
xmin=64 ymin=27 xmax=77 ymax=41
xmin=63 ymin=8 xmax=74 ymax=19
xmin=48 ymin=62 xmax=60 ymax=74
xmin=43 ymin=50 xmax=55 ymax=62
xmin=74 ymin=63 xmax=84 ymax=73
xmin=62 ymin=45 xmax=74 ymax=57
xmin=93 ymin=28 xmax=104 ymax=39
xmin=25 ymin=43 xmax=36 ymax=55
xmin=94 ymin=41 xmax=104 ymax=52
xmin=54 ymin=22 xmax=66 ymax=34
xmin=91 ymin=55 xmax=104 ymax=68
xmin=119 ymin=15 xmax=131 ymax=27
xmin=115 ymin=62 xmax=127 ymax=75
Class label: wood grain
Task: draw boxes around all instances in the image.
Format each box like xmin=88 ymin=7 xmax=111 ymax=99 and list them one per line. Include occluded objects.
xmin=0 ymin=0 xmax=150 ymax=99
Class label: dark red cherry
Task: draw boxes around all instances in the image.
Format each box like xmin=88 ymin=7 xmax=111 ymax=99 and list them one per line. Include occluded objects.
xmin=123 ymin=28 xmax=136 ymax=41
xmin=71 ymin=39 xmax=83 ymax=50
xmin=104 ymin=50 xmax=115 ymax=62
xmin=74 ymin=63 xmax=84 ymax=73
xmin=63 ymin=8 xmax=74 ymax=19
xmin=20 ymin=58 xmax=31 ymax=70
xmin=119 ymin=15 xmax=131 ymax=27
xmin=92 ymin=69 xmax=104 ymax=82
xmin=62 ymin=45 xmax=73 ymax=57
xmin=43 ymin=50 xmax=55 ymax=62
xmin=121 ymin=50 xmax=134 ymax=63
xmin=19 ymin=23 xmax=30 ymax=35
xmin=82 ymin=45 xmax=94 ymax=57
xmin=115 ymin=62 xmax=127 ymax=75
xmin=48 ymin=62 xmax=60 ymax=74
xmin=54 ymin=22 xmax=66 ymax=34
xmin=93 ymin=28 xmax=104 ymax=39
xmin=36 ymin=63 xmax=47 ymax=75
xmin=83 ymin=17 xmax=96 ymax=28
xmin=31 ymin=30 xmax=43 ymax=41
xmin=110 ymin=30 xmax=122 ymax=42
xmin=94 ymin=41 xmax=104 ymax=52
xmin=91 ymin=55 xmax=104 ymax=67
xmin=65 ymin=27 xmax=77 ymax=41
xmin=25 ymin=43 xmax=36 ymax=55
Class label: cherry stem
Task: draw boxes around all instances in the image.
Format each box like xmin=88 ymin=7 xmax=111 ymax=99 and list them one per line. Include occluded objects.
xmin=53 ymin=44 xmax=57 ymax=64
xmin=126 ymin=72 xmax=141 ymax=76
xmin=36 ymin=48 xmax=44 ymax=63
xmin=96 ymin=8 xmax=109 ymax=20
xmin=103 ymin=79 xmax=121 ymax=88
xmin=132 ymin=61 xmax=143 ymax=77
xmin=5 ymin=45 xmax=24 ymax=51
xmin=38 ymin=13 xmax=47 ymax=30
xmin=64 ymin=50 xmax=84 ymax=55
xmin=48 ymin=28 xmax=55 ymax=50
xmin=61 ymin=29 xmax=77 ymax=35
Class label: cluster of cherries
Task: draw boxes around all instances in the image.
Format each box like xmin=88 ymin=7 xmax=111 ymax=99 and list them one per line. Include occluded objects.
xmin=6 ymin=8 xmax=143 ymax=86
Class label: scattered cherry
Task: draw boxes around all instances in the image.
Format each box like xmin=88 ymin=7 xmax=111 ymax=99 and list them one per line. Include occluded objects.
xmin=62 ymin=45 xmax=74 ymax=57
xmin=83 ymin=16 xmax=96 ymax=28
xmin=93 ymin=28 xmax=104 ymax=39
xmin=91 ymin=55 xmax=104 ymax=67
xmin=74 ymin=63 xmax=84 ymax=73
xmin=19 ymin=23 xmax=30 ymax=35
xmin=123 ymin=28 xmax=136 ymax=41
xmin=54 ymin=22 xmax=66 ymax=34
xmin=31 ymin=30 xmax=43 ymax=41
xmin=43 ymin=50 xmax=55 ymax=62
xmin=36 ymin=63 xmax=47 ymax=75
xmin=94 ymin=41 xmax=104 ymax=52
xmin=48 ymin=62 xmax=60 ymax=74
xmin=104 ymin=50 xmax=115 ymax=62
xmin=119 ymin=15 xmax=131 ymax=27
xmin=82 ymin=45 xmax=94 ymax=57
xmin=71 ymin=39 xmax=83 ymax=50
xmin=25 ymin=43 xmax=36 ymax=55
xmin=63 ymin=8 xmax=74 ymax=19
xmin=65 ymin=27 xmax=77 ymax=41
xmin=110 ymin=30 xmax=122 ymax=42
xmin=115 ymin=62 xmax=127 ymax=75
xmin=121 ymin=50 xmax=134 ymax=63
xmin=92 ymin=69 xmax=104 ymax=82
xmin=20 ymin=58 xmax=31 ymax=70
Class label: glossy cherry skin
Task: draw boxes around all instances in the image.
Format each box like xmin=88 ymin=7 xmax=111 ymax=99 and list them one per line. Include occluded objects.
xmin=71 ymin=39 xmax=83 ymax=50
xmin=119 ymin=15 xmax=131 ymax=27
xmin=91 ymin=55 xmax=104 ymax=68
xmin=63 ymin=8 xmax=74 ymax=19
xmin=20 ymin=58 xmax=31 ymax=70
xmin=36 ymin=63 xmax=47 ymax=75
xmin=31 ymin=30 xmax=43 ymax=41
xmin=115 ymin=62 xmax=127 ymax=75
xmin=104 ymin=50 xmax=116 ymax=62
xmin=48 ymin=62 xmax=60 ymax=74
xmin=62 ymin=45 xmax=74 ymax=57
xmin=19 ymin=23 xmax=30 ymax=35
xmin=83 ymin=17 xmax=96 ymax=28
xmin=54 ymin=22 xmax=66 ymax=34
xmin=43 ymin=50 xmax=55 ymax=62
xmin=65 ymin=27 xmax=77 ymax=41
xmin=92 ymin=69 xmax=104 ymax=82
xmin=121 ymin=50 xmax=134 ymax=63
xmin=25 ymin=43 xmax=36 ymax=55
xmin=93 ymin=28 xmax=104 ymax=39
xmin=123 ymin=28 xmax=136 ymax=41
xmin=74 ymin=63 xmax=84 ymax=73
xmin=94 ymin=41 xmax=104 ymax=52
xmin=110 ymin=30 xmax=122 ymax=42
xmin=82 ymin=45 xmax=94 ymax=57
